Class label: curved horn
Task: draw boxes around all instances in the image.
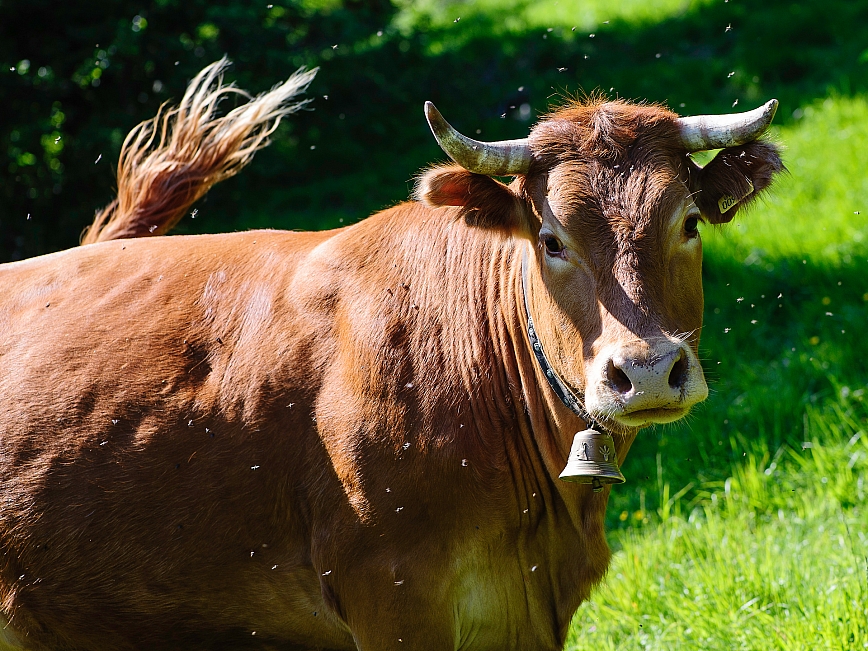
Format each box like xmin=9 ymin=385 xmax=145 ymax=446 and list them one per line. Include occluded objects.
xmin=677 ymin=99 xmax=778 ymax=152
xmin=424 ymin=101 xmax=532 ymax=176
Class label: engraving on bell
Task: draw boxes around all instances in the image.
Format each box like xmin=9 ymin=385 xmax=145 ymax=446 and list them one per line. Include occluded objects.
xmin=559 ymin=428 xmax=626 ymax=491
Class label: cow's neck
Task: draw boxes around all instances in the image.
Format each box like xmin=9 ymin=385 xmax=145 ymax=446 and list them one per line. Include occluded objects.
xmin=497 ymin=239 xmax=639 ymax=528
xmin=445 ymin=234 xmax=634 ymax=616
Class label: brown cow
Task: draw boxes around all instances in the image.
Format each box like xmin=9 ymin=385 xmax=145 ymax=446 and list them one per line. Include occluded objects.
xmin=0 ymin=60 xmax=782 ymax=650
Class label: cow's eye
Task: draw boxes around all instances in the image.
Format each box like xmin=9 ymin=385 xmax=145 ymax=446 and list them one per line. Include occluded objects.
xmin=543 ymin=235 xmax=564 ymax=255
xmin=684 ymin=214 xmax=700 ymax=237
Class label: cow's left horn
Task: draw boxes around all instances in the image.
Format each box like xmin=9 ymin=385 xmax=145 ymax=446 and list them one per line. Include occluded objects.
xmin=677 ymin=99 xmax=778 ymax=152
xmin=424 ymin=101 xmax=532 ymax=176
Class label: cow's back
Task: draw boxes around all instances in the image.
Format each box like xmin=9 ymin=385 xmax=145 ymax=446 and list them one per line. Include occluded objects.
xmin=0 ymin=230 xmax=364 ymax=649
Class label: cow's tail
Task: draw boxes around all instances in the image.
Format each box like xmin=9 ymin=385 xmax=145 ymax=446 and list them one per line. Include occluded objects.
xmin=81 ymin=57 xmax=317 ymax=244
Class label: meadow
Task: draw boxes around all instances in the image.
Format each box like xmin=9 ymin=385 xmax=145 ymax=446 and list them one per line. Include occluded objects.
xmin=2 ymin=0 xmax=867 ymax=648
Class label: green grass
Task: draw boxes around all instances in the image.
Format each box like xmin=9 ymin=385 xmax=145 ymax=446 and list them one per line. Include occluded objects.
xmin=571 ymin=94 xmax=868 ymax=649
xmin=568 ymin=422 xmax=868 ymax=650
xmin=709 ymin=95 xmax=868 ymax=265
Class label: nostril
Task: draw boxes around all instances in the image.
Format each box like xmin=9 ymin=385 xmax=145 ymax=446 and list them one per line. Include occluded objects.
xmin=606 ymin=359 xmax=633 ymax=395
xmin=668 ymin=350 xmax=689 ymax=389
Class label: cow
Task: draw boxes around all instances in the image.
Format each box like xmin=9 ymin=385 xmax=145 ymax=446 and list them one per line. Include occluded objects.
xmin=0 ymin=59 xmax=783 ymax=650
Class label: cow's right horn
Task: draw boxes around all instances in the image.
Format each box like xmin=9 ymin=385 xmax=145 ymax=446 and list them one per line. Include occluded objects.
xmin=424 ymin=101 xmax=532 ymax=176
xmin=677 ymin=99 xmax=778 ymax=152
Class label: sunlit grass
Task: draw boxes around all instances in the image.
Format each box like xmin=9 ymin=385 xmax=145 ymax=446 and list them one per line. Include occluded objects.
xmin=706 ymin=95 xmax=868 ymax=265
xmin=568 ymin=418 xmax=868 ymax=650
xmin=392 ymin=0 xmax=716 ymax=35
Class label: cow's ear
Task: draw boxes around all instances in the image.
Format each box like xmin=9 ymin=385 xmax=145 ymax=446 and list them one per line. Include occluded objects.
xmin=689 ymin=140 xmax=784 ymax=224
xmin=415 ymin=164 xmax=530 ymax=230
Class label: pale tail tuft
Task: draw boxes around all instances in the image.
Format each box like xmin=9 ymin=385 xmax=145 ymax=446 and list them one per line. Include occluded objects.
xmin=81 ymin=57 xmax=317 ymax=244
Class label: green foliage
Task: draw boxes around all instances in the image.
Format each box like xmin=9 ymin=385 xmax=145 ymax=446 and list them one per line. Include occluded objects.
xmin=0 ymin=0 xmax=397 ymax=258
xmin=2 ymin=0 xmax=868 ymax=259
xmin=392 ymin=0 xmax=718 ymax=35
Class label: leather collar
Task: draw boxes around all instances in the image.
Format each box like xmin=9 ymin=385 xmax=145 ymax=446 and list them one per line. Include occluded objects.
xmin=520 ymin=248 xmax=598 ymax=430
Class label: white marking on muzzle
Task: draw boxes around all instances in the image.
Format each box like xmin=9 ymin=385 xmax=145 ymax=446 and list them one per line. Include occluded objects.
xmin=585 ymin=338 xmax=708 ymax=426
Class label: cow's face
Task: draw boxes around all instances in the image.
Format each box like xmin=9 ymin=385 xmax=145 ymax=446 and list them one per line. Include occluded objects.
xmin=525 ymin=153 xmax=705 ymax=428
xmin=418 ymin=99 xmax=783 ymax=432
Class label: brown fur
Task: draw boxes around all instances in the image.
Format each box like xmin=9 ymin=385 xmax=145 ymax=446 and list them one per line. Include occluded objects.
xmin=0 ymin=75 xmax=783 ymax=650
xmin=688 ymin=141 xmax=784 ymax=223
xmin=414 ymin=165 xmax=530 ymax=231
xmin=81 ymin=58 xmax=316 ymax=244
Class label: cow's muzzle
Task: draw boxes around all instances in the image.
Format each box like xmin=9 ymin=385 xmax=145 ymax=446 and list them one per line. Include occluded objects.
xmin=585 ymin=339 xmax=708 ymax=427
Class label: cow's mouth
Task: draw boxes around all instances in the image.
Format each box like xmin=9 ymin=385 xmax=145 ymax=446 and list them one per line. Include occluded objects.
xmin=614 ymin=406 xmax=690 ymax=427
xmin=556 ymin=380 xmax=687 ymax=432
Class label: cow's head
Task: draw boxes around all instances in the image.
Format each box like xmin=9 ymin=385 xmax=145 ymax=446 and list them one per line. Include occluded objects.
xmin=416 ymin=98 xmax=783 ymax=433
